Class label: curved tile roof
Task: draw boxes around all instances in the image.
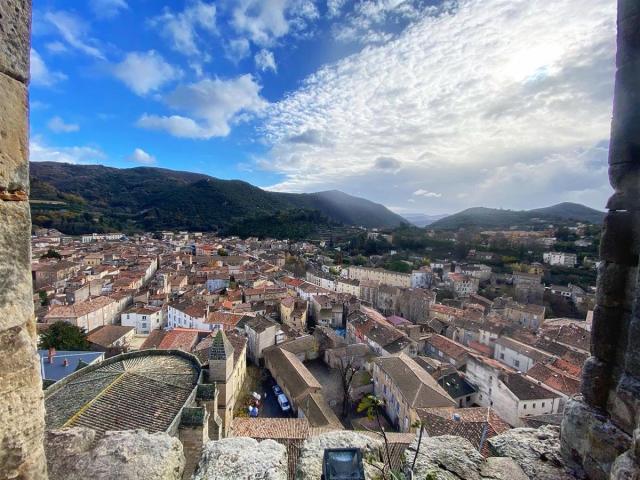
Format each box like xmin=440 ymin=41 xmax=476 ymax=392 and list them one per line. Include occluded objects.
xmin=45 ymin=350 xmax=201 ymax=435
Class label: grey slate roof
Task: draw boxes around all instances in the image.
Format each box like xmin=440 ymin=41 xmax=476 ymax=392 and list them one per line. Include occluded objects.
xmin=209 ymin=330 xmax=234 ymax=360
xmin=45 ymin=350 xmax=201 ymax=435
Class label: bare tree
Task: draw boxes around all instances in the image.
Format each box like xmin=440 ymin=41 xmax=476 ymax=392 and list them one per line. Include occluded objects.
xmin=337 ymin=355 xmax=358 ymax=419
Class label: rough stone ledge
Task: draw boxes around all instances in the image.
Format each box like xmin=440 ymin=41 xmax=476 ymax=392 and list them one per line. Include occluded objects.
xmin=40 ymin=426 xmax=585 ymax=480
xmin=45 ymin=427 xmax=185 ymax=480
xmin=488 ymin=425 xmax=576 ymax=480
xmin=193 ymin=436 xmax=288 ymax=480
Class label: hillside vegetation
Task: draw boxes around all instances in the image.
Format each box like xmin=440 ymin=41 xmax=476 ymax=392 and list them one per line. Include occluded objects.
xmin=29 ymin=162 xmax=406 ymax=237
xmin=429 ymin=203 xmax=605 ymax=230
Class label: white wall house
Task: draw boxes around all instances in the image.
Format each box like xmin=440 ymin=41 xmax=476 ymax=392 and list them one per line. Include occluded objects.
xmin=493 ymin=337 xmax=553 ymax=373
xmin=166 ymin=303 xmax=207 ymax=330
xmin=543 ymin=251 xmax=577 ymax=267
xmin=121 ymin=306 xmax=164 ymax=334
xmin=465 ymin=356 xmax=561 ymax=426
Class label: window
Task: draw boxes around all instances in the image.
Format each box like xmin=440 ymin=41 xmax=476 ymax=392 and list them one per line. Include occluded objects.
xmin=542 ymin=402 xmax=546 ymax=407
xmin=523 ymin=404 xmax=527 ymax=409
xmin=500 ymin=353 xmax=504 ymax=360
xmin=514 ymin=360 xmax=520 ymax=368
xmin=533 ymin=403 xmax=536 ymax=408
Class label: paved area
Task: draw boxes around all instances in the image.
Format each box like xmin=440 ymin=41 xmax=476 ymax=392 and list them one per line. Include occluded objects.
xmin=258 ymin=371 xmax=294 ymax=419
xmin=305 ymin=359 xmax=343 ymax=414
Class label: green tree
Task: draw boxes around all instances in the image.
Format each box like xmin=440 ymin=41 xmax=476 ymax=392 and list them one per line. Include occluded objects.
xmin=38 ymin=291 xmax=49 ymax=306
xmin=40 ymin=249 xmax=61 ymax=260
xmin=39 ymin=321 xmax=90 ymax=351
xmin=357 ymin=395 xmax=399 ymax=479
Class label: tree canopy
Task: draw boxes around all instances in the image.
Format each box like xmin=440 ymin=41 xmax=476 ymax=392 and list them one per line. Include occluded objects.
xmin=39 ymin=321 xmax=90 ymax=351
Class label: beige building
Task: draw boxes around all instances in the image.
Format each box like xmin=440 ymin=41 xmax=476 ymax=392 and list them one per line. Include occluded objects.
xmin=372 ymin=353 xmax=456 ymax=432
xmin=280 ymin=296 xmax=308 ymax=331
xmin=44 ymin=296 xmax=122 ymax=332
xmin=32 ymin=261 xmax=79 ymax=289
xmin=206 ymin=330 xmax=247 ymax=437
xmin=242 ymin=315 xmax=279 ymax=365
xmin=348 ymin=266 xmax=412 ymax=288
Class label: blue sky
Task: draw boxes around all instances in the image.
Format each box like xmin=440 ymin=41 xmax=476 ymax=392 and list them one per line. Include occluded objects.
xmin=30 ymin=0 xmax=616 ymax=214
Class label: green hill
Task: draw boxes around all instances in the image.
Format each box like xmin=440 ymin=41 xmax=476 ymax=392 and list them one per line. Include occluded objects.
xmin=429 ymin=203 xmax=605 ymax=230
xmin=29 ymin=162 xmax=406 ymax=237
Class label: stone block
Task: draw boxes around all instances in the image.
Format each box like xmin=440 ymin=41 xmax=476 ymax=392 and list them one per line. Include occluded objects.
xmin=608 ymin=163 xmax=640 ymax=208
xmin=624 ymin=314 xmax=640 ymax=377
xmin=599 ymin=212 xmax=638 ymax=266
xmin=595 ymin=263 xmax=637 ymax=310
xmin=0 ymin=326 xmax=46 ymax=480
xmin=0 ymin=71 xmax=29 ymax=194
xmin=0 ymin=0 xmax=31 ymax=82
xmin=618 ymin=0 xmax=640 ymax=24
xmin=561 ymin=399 xmax=631 ymax=480
xmin=590 ymin=305 xmax=628 ymax=360
xmin=582 ymin=356 xmax=614 ymax=408
xmin=609 ymin=374 xmax=640 ymax=436
xmin=609 ymin=450 xmax=640 ymax=480
xmin=0 ymin=200 xmax=33 ymax=331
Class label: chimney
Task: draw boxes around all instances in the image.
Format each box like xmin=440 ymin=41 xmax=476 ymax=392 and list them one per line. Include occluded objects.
xmin=48 ymin=347 xmax=56 ymax=364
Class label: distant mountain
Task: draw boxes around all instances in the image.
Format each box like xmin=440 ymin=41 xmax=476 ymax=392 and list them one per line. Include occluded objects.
xmin=29 ymin=162 xmax=406 ymax=237
xmin=429 ymin=203 xmax=605 ymax=230
xmin=402 ymin=213 xmax=449 ymax=227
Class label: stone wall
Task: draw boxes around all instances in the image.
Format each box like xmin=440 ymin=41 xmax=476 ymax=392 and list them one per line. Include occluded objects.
xmin=0 ymin=1 xmax=49 ymax=479
xmin=560 ymin=0 xmax=640 ymax=478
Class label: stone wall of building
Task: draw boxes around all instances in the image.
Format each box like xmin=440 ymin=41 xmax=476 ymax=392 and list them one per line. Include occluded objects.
xmin=0 ymin=1 xmax=49 ymax=479
xmin=560 ymin=1 xmax=640 ymax=478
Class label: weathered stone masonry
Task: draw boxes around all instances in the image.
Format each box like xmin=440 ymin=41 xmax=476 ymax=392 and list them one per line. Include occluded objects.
xmin=561 ymin=1 xmax=640 ymax=478
xmin=0 ymin=1 xmax=49 ymax=479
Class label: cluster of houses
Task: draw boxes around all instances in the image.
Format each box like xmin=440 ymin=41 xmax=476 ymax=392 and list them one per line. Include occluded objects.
xmin=31 ymin=227 xmax=591 ymax=464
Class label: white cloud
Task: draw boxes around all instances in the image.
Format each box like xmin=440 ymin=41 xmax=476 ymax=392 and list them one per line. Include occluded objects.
xmin=226 ymin=38 xmax=251 ymax=62
xmin=255 ymin=49 xmax=277 ymax=72
xmin=332 ymin=0 xmax=437 ymax=45
xmin=327 ymin=0 xmax=347 ymax=17
xmin=127 ymin=148 xmax=156 ymax=164
xmin=112 ymin=51 xmax=181 ymax=95
xmin=30 ymin=137 xmax=106 ymax=164
xmin=43 ymin=10 xmax=105 ymax=59
xmin=150 ymin=1 xmax=216 ymax=58
xmin=45 ymin=41 xmax=68 ymax=54
xmin=137 ymin=74 xmax=267 ymax=139
xmin=47 ymin=116 xmax=79 ymax=133
xmin=261 ymin=0 xmax=616 ymax=212
xmin=30 ymin=48 xmax=67 ymax=87
xmin=231 ymin=0 xmax=319 ymax=47
xmin=413 ymin=189 xmax=441 ymax=198
xmin=90 ymin=0 xmax=129 ymax=19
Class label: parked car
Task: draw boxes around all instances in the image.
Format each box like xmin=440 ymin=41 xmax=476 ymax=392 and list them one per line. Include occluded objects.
xmin=277 ymin=393 xmax=291 ymax=412
xmin=273 ymin=384 xmax=283 ymax=395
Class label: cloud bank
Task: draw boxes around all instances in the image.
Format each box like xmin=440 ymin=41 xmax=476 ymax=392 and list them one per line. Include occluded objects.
xmin=261 ymin=0 xmax=616 ymax=213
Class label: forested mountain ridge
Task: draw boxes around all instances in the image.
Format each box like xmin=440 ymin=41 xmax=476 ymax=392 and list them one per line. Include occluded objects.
xmin=29 ymin=162 xmax=406 ymax=237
